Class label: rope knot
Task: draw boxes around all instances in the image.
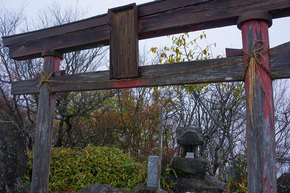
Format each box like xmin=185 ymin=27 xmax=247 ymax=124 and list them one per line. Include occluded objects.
xmin=242 ymin=40 xmax=273 ymax=80
xmin=37 ymin=70 xmax=54 ymax=93
xmin=241 ymin=40 xmax=273 ymax=129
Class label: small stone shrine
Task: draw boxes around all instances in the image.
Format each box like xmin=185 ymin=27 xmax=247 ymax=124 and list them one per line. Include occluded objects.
xmin=176 ymin=127 xmax=204 ymax=158
xmin=168 ymin=127 xmax=225 ymax=193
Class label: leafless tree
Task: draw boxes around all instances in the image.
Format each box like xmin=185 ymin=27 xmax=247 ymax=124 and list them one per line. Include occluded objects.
xmin=0 ymin=2 xmax=113 ymax=149
xmin=273 ymin=79 xmax=290 ymax=175
xmin=0 ymin=7 xmax=40 ymax=149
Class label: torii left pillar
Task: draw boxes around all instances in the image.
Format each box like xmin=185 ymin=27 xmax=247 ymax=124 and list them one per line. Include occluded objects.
xmin=238 ymin=11 xmax=276 ymax=192
xmin=30 ymin=51 xmax=62 ymax=193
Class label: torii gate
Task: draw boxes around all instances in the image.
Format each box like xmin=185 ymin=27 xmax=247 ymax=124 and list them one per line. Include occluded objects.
xmin=2 ymin=0 xmax=290 ymax=192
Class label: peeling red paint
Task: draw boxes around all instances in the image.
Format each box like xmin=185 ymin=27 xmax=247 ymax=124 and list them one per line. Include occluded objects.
xmin=270 ymin=184 xmax=273 ymax=189
xmin=264 ymin=173 xmax=268 ymax=188
xmin=271 ymin=165 xmax=274 ymax=171
xmin=265 ymin=148 xmax=267 ymax=163
xmin=241 ymin=18 xmax=276 ymax=193
xmin=53 ymin=57 xmax=61 ymax=71
xmin=114 ymin=79 xmax=145 ymax=87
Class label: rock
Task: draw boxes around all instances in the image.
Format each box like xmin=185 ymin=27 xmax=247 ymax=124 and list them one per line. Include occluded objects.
xmin=167 ymin=174 xmax=225 ymax=193
xmin=170 ymin=157 xmax=208 ymax=179
xmin=79 ymin=184 xmax=130 ymax=193
xmin=204 ymin=175 xmax=226 ymax=191
xmin=277 ymin=173 xmax=290 ymax=193
xmin=132 ymin=183 xmax=173 ymax=193
xmin=132 ymin=183 xmax=156 ymax=193
xmin=0 ymin=110 xmax=28 ymax=193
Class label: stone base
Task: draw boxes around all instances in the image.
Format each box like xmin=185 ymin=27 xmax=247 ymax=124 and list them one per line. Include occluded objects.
xmin=170 ymin=157 xmax=208 ymax=179
xmin=167 ymin=175 xmax=225 ymax=193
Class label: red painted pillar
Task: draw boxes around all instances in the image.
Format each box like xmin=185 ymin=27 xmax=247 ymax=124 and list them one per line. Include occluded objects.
xmin=30 ymin=51 xmax=62 ymax=193
xmin=238 ymin=11 xmax=276 ymax=192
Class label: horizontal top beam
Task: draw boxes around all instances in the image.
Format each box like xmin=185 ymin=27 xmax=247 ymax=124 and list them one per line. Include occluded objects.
xmin=3 ymin=0 xmax=290 ymax=60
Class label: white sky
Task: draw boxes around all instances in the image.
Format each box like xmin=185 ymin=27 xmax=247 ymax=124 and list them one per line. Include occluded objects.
xmin=1 ymin=0 xmax=290 ymax=57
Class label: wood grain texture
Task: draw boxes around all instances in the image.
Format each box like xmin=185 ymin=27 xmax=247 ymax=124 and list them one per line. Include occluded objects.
xmin=226 ymin=41 xmax=290 ymax=57
xmin=3 ymin=0 xmax=290 ymax=60
xmin=241 ymin=19 xmax=276 ymax=192
xmin=30 ymin=55 xmax=61 ymax=193
xmin=108 ymin=4 xmax=139 ymax=79
xmin=3 ymin=0 xmax=207 ymax=47
xmin=11 ymin=50 xmax=290 ymax=95
xmin=226 ymin=48 xmax=243 ymax=57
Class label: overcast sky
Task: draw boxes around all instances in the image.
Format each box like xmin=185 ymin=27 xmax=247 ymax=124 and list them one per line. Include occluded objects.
xmin=1 ymin=0 xmax=290 ymax=57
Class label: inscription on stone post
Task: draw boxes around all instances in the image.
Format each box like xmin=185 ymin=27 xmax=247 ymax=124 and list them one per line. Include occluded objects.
xmin=147 ymin=156 xmax=158 ymax=187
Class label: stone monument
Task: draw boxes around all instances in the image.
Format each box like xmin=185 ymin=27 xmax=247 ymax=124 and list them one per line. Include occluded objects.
xmin=147 ymin=156 xmax=159 ymax=187
xmin=135 ymin=156 xmax=172 ymax=193
xmin=0 ymin=110 xmax=28 ymax=193
xmin=168 ymin=127 xmax=225 ymax=193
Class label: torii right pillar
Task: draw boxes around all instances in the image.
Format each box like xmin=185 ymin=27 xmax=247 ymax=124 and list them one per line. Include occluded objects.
xmin=238 ymin=11 xmax=276 ymax=192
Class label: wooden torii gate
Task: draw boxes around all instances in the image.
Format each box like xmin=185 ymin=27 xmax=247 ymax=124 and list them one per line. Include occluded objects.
xmin=2 ymin=0 xmax=290 ymax=192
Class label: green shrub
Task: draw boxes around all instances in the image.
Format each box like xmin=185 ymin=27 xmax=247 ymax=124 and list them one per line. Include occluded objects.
xmin=24 ymin=145 xmax=147 ymax=192
xmin=226 ymin=154 xmax=248 ymax=193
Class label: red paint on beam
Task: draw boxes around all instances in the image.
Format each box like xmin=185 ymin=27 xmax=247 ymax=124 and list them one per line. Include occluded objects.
xmin=114 ymin=79 xmax=145 ymax=87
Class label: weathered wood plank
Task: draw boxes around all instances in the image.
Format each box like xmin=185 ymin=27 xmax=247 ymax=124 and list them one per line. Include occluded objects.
xmin=108 ymin=4 xmax=139 ymax=79
xmin=225 ymin=41 xmax=290 ymax=79
xmin=3 ymin=0 xmax=290 ymax=60
xmin=239 ymin=12 xmax=276 ymax=192
xmin=269 ymin=41 xmax=290 ymax=54
xmin=11 ymin=50 xmax=290 ymax=95
xmin=270 ymin=52 xmax=290 ymax=79
xmin=3 ymin=0 xmax=207 ymax=47
xmin=138 ymin=0 xmax=210 ymax=17
xmin=226 ymin=48 xmax=243 ymax=57
xmin=8 ymin=25 xmax=110 ymax=60
xmin=30 ymin=52 xmax=62 ymax=192
xmin=226 ymin=41 xmax=290 ymax=57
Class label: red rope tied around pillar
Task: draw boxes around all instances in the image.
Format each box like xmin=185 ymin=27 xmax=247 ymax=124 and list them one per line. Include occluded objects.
xmin=241 ymin=40 xmax=273 ymax=128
